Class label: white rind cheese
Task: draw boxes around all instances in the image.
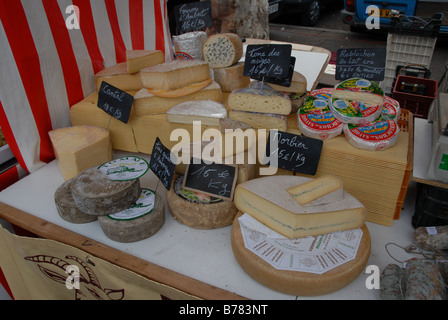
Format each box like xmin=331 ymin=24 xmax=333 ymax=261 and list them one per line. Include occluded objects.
xmin=234 ymin=175 xmax=366 ymax=239
xmin=70 ymin=167 xmax=141 ymax=216
xmin=166 ymin=100 xmax=227 ymax=126
xmin=231 ymin=212 xmax=371 ymax=296
xmin=203 ymin=33 xmax=243 ymax=69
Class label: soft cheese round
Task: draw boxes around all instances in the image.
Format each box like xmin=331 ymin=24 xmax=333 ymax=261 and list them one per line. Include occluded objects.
xmin=297 ymin=88 xmax=343 ymax=140
xmin=54 ymin=179 xmax=98 ymax=224
xmin=166 ymin=174 xmax=238 ymax=229
xmin=343 ymin=119 xmax=400 ymax=151
xmin=70 ymin=167 xmax=141 ymax=216
xmin=98 ymin=189 xmax=164 ymax=243
xmin=231 ymin=212 xmax=371 ymax=296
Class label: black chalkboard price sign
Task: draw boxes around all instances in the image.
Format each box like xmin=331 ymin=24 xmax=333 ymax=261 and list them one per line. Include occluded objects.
xmin=243 ymin=44 xmax=292 ymax=82
xmin=174 ymin=0 xmax=213 ymax=34
xmin=265 ymin=130 xmax=323 ymax=175
xmin=182 ymin=159 xmax=238 ymax=201
xmin=97 ymin=81 xmax=133 ymax=124
xmin=149 ymin=137 xmax=176 ymax=190
xmin=336 ymin=48 xmax=386 ymax=81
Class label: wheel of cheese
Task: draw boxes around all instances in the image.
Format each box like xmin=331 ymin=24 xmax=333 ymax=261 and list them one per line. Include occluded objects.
xmin=54 ymin=179 xmax=98 ymax=224
xmin=70 ymin=167 xmax=141 ymax=216
xmin=203 ymin=33 xmax=243 ymax=69
xmin=297 ymin=88 xmax=343 ymax=140
xmin=343 ymin=119 xmax=400 ymax=151
xmin=381 ymin=96 xmax=401 ymax=122
xmin=98 ymin=189 xmax=164 ymax=243
xmin=166 ymin=174 xmax=238 ymax=229
xmin=231 ymin=212 xmax=371 ymax=296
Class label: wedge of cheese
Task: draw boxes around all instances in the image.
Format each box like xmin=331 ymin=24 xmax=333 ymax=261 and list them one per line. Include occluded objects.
xmin=140 ymin=60 xmax=210 ymax=91
xmin=212 ymin=62 xmax=250 ymax=92
xmin=287 ymin=175 xmax=344 ymax=206
xmin=95 ymin=62 xmax=143 ymax=91
xmin=126 ymin=50 xmax=164 ymax=74
xmin=133 ymin=81 xmax=223 ymax=116
xmin=234 ymin=175 xmax=366 ymax=239
xmin=49 ymin=125 xmax=112 ymax=181
xmin=166 ymin=100 xmax=227 ymax=126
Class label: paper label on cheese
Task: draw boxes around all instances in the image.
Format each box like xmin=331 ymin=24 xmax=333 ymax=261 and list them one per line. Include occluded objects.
xmin=346 ymin=120 xmax=398 ymax=142
xmin=334 ymin=78 xmax=384 ymax=98
xmin=330 ymin=98 xmax=382 ymax=124
xmin=238 ymin=213 xmax=362 ymax=274
xmin=107 ymin=189 xmax=155 ymax=221
xmin=98 ymin=156 xmax=149 ymax=181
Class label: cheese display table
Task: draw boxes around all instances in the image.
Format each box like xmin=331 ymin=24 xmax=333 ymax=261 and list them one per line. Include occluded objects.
xmin=0 ymin=150 xmax=420 ymax=300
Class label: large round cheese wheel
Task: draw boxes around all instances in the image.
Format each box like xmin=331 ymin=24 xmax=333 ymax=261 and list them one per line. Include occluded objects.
xmin=54 ymin=179 xmax=97 ymax=224
xmin=70 ymin=167 xmax=141 ymax=216
xmin=166 ymin=174 xmax=238 ymax=229
xmin=98 ymin=189 xmax=164 ymax=243
xmin=231 ymin=212 xmax=371 ymax=296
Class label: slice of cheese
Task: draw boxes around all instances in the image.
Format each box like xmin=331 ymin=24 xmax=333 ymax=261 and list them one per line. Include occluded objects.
xmin=95 ymin=62 xmax=143 ymax=91
xmin=146 ymin=78 xmax=212 ymax=98
xmin=203 ymin=33 xmax=243 ymax=69
xmin=234 ymin=175 xmax=366 ymax=239
xmin=266 ymin=71 xmax=307 ymax=95
xmin=228 ymin=86 xmax=292 ymax=115
xmin=287 ymin=175 xmax=344 ymax=206
xmin=140 ymin=60 xmax=210 ymax=91
xmin=69 ymin=92 xmax=138 ymax=153
xmin=231 ymin=211 xmax=371 ymax=296
xmin=166 ymin=100 xmax=227 ymax=126
xmin=213 ymin=62 xmax=250 ymax=92
xmin=133 ymin=81 xmax=223 ymax=116
xmin=126 ymin=50 xmax=164 ymax=74
xmin=229 ymin=110 xmax=287 ymax=131
xmin=49 ymin=125 xmax=112 ymax=181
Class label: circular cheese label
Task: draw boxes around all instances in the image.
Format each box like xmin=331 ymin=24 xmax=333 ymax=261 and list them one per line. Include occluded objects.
xmin=346 ymin=120 xmax=399 ymax=147
xmin=107 ymin=188 xmax=155 ymax=221
xmin=330 ymin=98 xmax=382 ymax=124
xmin=98 ymin=156 xmax=149 ymax=181
xmin=174 ymin=175 xmax=223 ymax=204
xmin=380 ymin=96 xmax=401 ymax=122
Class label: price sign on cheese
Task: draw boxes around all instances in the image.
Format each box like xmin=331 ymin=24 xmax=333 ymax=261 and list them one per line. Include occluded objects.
xmin=183 ymin=159 xmax=238 ymax=201
xmin=266 ymin=130 xmax=323 ymax=175
xmin=243 ymin=44 xmax=292 ymax=83
xmin=97 ymin=81 xmax=133 ymax=124
xmin=149 ymin=137 xmax=176 ymax=190
xmin=174 ymin=0 xmax=213 ymax=34
xmin=336 ymin=48 xmax=386 ymax=81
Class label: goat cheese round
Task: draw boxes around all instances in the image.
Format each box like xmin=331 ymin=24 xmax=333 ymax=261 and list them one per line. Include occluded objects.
xmin=98 ymin=189 xmax=165 ymax=243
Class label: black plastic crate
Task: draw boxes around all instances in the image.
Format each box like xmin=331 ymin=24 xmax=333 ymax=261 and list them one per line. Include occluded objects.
xmin=412 ymin=183 xmax=448 ymax=228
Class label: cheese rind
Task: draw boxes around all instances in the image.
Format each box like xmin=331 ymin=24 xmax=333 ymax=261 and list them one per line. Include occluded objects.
xmin=287 ymin=175 xmax=344 ymax=206
xmin=140 ymin=60 xmax=210 ymax=91
xmin=203 ymin=33 xmax=243 ymax=68
xmin=234 ymin=175 xmax=366 ymax=239
xmin=126 ymin=50 xmax=164 ymax=74
xmin=49 ymin=125 xmax=113 ymax=181
xmin=231 ymin=211 xmax=371 ymax=296
xmin=166 ymin=100 xmax=227 ymax=126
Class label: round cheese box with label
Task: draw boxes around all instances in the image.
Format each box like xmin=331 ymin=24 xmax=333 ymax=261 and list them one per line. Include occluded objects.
xmin=98 ymin=189 xmax=165 ymax=243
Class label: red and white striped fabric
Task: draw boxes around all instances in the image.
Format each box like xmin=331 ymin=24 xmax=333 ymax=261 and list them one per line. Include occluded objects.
xmin=0 ymin=0 xmax=173 ymax=188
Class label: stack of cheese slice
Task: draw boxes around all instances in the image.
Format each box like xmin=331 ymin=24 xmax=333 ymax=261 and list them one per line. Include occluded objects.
xmin=231 ymin=174 xmax=371 ymax=296
xmin=228 ymin=82 xmax=292 ymax=131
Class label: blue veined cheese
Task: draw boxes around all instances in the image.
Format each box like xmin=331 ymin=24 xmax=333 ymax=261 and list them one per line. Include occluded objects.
xmin=203 ymin=33 xmax=243 ymax=69
xmin=234 ymin=175 xmax=366 ymax=239
xmin=98 ymin=189 xmax=165 ymax=243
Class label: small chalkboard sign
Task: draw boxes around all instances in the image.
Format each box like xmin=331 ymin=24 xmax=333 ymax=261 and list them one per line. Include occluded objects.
xmin=336 ymin=48 xmax=386 ymax=81
xmin=243 ymin=44 xmax=292 ymax=82
xmin=182 ymin=158 xmax=238 ymax=201
xmin=97 ymin=81 xmax=133 ymax=124
xmin=149 ymin=137 xmax=176 ymax=190
xmin=262 ymin=56 xmax=296 ymax=87
xmin=265 ymin=130 xmax=323 ymax=175
xmin=175 ymin=0 xmax=213 ymax=34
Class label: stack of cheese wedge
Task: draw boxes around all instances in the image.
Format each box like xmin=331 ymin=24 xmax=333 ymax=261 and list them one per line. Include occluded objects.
xmin=231 ymin=174 xmax=371 ymax=296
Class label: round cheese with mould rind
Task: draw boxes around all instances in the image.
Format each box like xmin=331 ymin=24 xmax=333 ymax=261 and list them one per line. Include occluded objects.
xmin=98 ymin=189 xmax=164 ymax=243
xmin=298 ymin=88 xmax=343 ymax=140
xmin=70 ymin=167 xmax=141 ymax=216
xmin=54 ymin=179 xmax=98 ymax=224
xmin=166 ymin=174 xmax=238 ymax=229
xmin=231 ymin=211 xmax=371 ymax=296
xmin=343 ymin=119 xmax=400 ymax=151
